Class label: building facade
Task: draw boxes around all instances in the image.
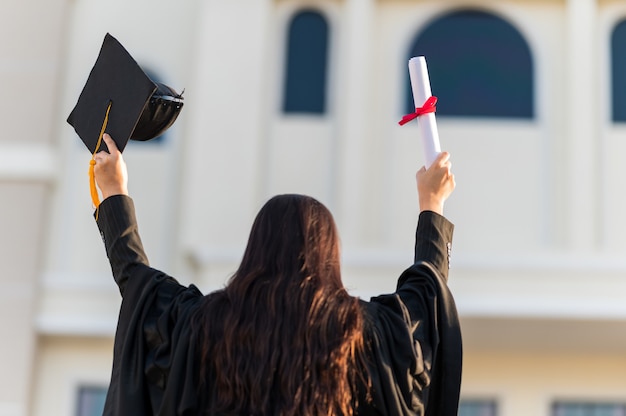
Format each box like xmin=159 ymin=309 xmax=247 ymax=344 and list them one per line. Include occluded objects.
xmin=1 ymin=0 xmax=626 ymax=415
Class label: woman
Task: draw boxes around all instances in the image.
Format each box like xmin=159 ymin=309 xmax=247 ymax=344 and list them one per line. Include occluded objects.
xmin=93 ymin=133 xmax=461 ymax=416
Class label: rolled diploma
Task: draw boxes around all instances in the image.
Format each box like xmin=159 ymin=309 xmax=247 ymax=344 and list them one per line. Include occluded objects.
xmin=408 ymin=56 xmax=441 ymax=167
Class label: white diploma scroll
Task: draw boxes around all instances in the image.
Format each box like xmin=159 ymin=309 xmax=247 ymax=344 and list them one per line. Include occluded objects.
xmin=408 ymin=56 xmax=441 ymax=167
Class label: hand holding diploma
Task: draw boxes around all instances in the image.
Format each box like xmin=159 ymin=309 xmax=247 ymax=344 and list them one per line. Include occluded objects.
xmin=416 ymin=151 xmax=455 ymax=215
xmin=399 ymin=56 xmax=441 ymax=168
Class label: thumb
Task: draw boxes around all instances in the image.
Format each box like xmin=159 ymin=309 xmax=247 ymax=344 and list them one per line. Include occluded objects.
xmin=102 ymin=133 xmax=120 ymax=154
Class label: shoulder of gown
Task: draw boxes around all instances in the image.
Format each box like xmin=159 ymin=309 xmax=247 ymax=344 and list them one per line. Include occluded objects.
xmin=357 ymin=211 xmax=462 ymax=416
xmin=96 ymin=195 xmax=205 ymax=415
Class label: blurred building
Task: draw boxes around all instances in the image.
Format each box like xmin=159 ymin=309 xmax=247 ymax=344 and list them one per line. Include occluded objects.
xmin=2 ymin=0 xmax=626 ymax=415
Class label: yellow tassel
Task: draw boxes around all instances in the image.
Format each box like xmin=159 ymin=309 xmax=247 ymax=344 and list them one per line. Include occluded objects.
xmin=89 ymin=159 xmax=98 ymax=203
xmin=90 ymin=101 xmax=112 ymax=221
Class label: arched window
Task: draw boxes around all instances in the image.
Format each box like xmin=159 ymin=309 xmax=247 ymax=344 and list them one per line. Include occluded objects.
xmin=611 ymin=19 xmax=626 ymax=122
xmin=405 ymin=9 xmax=534 ymax=119
xmin=283 ymin=10 xmax=329 ymax=114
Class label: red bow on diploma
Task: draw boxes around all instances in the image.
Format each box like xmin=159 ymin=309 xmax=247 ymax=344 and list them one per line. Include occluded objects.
xmin=398 ymin=96 xmax=437 ymax=126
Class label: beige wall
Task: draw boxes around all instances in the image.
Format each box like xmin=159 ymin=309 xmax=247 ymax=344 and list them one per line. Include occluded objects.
xmin=463 ymin=350 xmax=626 ymax=416
xmin=31 ymin=337 xmax=113 ymax=416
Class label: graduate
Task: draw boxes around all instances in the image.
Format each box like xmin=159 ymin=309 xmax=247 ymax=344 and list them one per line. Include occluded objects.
xmin=68 ymin=34 xmax=462 ymax=416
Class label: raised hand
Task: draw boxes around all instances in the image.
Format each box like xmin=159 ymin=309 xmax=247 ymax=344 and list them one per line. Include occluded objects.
xmin=93 ymin=134 xmax=129 ymax=199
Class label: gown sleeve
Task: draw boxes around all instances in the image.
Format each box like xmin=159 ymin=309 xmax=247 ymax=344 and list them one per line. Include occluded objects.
xmin=361 ymin=211 xmax=462 ymax=416
xmin=96 ymin=195 xmax=204 ymax=416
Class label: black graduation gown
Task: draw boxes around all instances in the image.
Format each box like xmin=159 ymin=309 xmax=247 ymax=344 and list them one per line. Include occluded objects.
xmin=96 ymin=195 xmax=462 ymax=416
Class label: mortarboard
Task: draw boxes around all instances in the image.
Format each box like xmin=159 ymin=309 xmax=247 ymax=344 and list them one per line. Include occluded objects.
xmin=67 ymin=33 xmax=184 ymax=154
xmin=67 ymin=33 xmax=184 ymax=210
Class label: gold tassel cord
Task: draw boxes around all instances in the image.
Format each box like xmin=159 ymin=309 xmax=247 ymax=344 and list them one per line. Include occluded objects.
xmin=90 ymin=101 xmax=112 ymax=220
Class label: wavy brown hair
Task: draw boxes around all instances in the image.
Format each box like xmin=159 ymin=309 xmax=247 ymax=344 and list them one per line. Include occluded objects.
xmin=192 ymin=194 xmax=367 ymax=415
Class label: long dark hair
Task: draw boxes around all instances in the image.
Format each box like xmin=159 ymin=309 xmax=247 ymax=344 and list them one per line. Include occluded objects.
xmin=193 ymin=194 xmax=366 ymax=415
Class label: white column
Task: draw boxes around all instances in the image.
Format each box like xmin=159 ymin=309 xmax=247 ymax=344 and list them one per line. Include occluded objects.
xmin=0 ymin=0 xmax=67 ymax=413
xmin=335 ymin=0 xmax=376 ymax=247
xmin=178 ymin=0 xmax=272 ymax=283
xmin=564 ymin=0 xmax=598 ymax=251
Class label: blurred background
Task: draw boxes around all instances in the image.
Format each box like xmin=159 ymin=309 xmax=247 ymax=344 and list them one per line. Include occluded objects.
xmin=2 ymin=0 xmax=626 ymax=415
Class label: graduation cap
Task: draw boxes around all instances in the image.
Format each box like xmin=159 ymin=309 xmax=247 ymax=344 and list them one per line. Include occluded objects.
xmin=67 ymin=33 xmax=184 ymax=209
xmin=67 ymin=33 xmax=184 ymax=154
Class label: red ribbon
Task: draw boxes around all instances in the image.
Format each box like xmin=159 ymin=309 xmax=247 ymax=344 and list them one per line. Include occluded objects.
xmin=398 ymin=96 xmax=437 ymax=126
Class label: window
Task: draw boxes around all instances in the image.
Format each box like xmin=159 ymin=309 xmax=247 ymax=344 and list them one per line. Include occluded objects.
xmin=553 ymin=402 xmax=626 ymax=416
xmin=76 ymin=386 xmax=107 ymax=416
xmin=611 ymin=19 xmax=626 ymax=122
xmin=282 ymin=10 xmax=329 ymax=114
xmin=459 ymin=399 xmax=497 ymax=416
xmin=405 ymin=9 xmax=534 ymax=119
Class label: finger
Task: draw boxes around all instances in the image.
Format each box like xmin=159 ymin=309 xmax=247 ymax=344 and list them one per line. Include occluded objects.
xmin=94 ymin=152 xmax=106 ymax=162
xmin=437 ymin=151 xmax=450 ymax=165
xmin=102 ymin=134 xmax=119 ymax=153
xmin=427 ymin=152 xmax=448 ymax=170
